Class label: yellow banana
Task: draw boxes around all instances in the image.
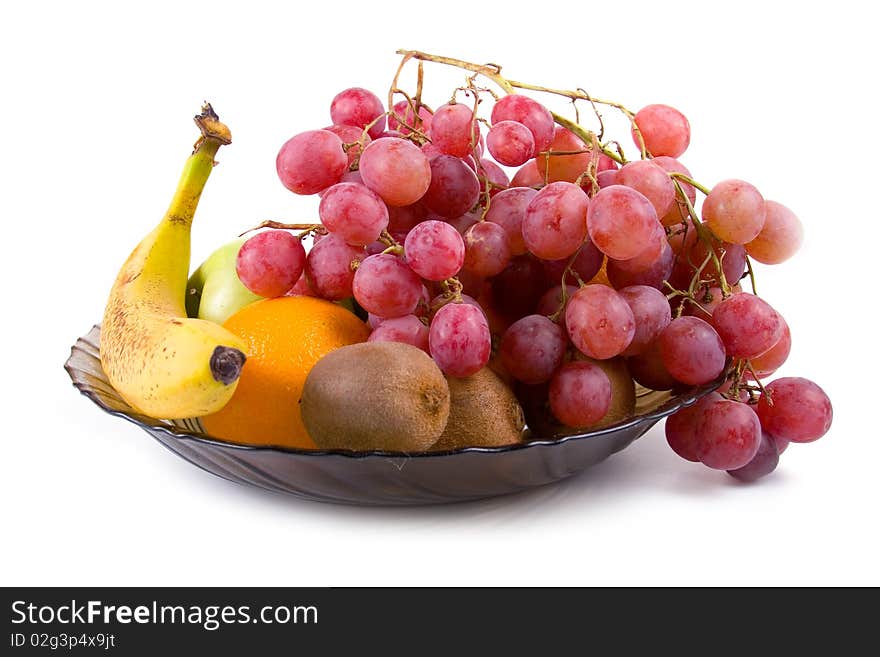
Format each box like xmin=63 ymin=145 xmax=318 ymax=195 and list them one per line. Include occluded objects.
xmin=100 ymin=104 xmax=247 ymax=419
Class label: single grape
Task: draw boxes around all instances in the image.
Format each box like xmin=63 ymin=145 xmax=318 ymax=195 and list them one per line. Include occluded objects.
xmin=500 ymin=314 xmax=567 ymax=384
xmin=607 ymin=239 xmax=674 ymax=290
xmin=330 ymin=87 xmax=386 ymax=139
xmin=445 ymin=210 xmax=481 ymax=236
xmin=463 ymin=221 xmax=512 ymax=278
xmin=352 ymin=253 xmax=422 ymax=318
xmin=587 ymin=185 xmax=660 ymax=260
xmin=321 ymin=124 xmax=370 ymax=167
xmin=665 ymin=392 xmax=724 ymax=462
xmin=286 ymin=271 xmax=316 ymax=297
xmin=235 ymin=231 xmax=306 ymax=298
xmin=616 ymin=160 xmax=676 ymax=219
xmin=727 ymin=431 xmax=780 ymax=482
xmin=430 ymin=103 xmax=477 ymax=158
xmin=658 ymin=316 xmax=726 ymax=385
xmin=511 ymin=159 xmax=543 ymax=188
xmin=491 ymin=255 xmax=548 ymax=320
xmin=683 ymin=286 xmax=724 ymax=324
xmin=702 ymin=179 xmax=766 ymax=244
xmin=487 ymin=120 xmax=535 ymax=166
xmin=429 ymin=302 xmax=491 ymax=377
xmin=388 ymin=100 xmax=433 ymax=135
xmin=668 ymin=237 xmax=746 ymax=291
xmin=745 ymin=200 xmax=803 ymax=264
xmin=627 ymin=339 xmax=677 ymax=390
xmin=304 ymin=233 xmax=364 ymax=300
xmin=477 ymin=158 xmax=510 ymax=196
xmin=339 ymin=169 xmax=365 ymax=186
xmin=404 ymin=220 xmax=465 ymax=281
xmin=536 ymin=285 xmax=579 ymax=328
xmin=631 ymin=104 xmax=691 ymax=158
xmin=421 ymin=154 xmax=480 ymax=218
xmin=542 ymin=238 xmax=605 ymax=286
xmin=619 ymin=285 xmax=672 ymax=356
xmin=358 ymin=137 xmax=431 ymax=207
xmin=368 ymin=314 xmax=430 ymax=352
xmin=276 ymin=130 xmax=347 ymax=195
xmin=484 ymin=187 xmax=538 ymax=256
xmin=711 ymin=293 xmax=783 ymax=359
xmin=522 ymin=182 xmax=589 ymax=260
xmin=548 ymin=361 xmax=612 ymax=427
xmin=756 ymin=377 xmax=833 ymax=443
xmin=534 ymin=126 xmax=592 ymax=184
xmin=491 ymin=94 xmax=555 ymax=152
xmin=387 ymin=201 xmax=427 ymax=233
xmin=318 ymin=182 xmax=389 ymax=246
xmin=565 ymin=285 xmax=636 ymax=359
xmin=748 ymin=317 xmax=791 ymax=378
xmin=694 ymin=399 xmax=762 ymax=470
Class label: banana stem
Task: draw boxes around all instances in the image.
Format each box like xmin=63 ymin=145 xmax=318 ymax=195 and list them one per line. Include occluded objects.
xmin=164 ymin=104 xmax=231 ymax=226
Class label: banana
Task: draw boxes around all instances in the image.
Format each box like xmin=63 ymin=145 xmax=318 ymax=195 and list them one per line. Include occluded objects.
xmin=100 ymin=104 xmax=247 ymax=419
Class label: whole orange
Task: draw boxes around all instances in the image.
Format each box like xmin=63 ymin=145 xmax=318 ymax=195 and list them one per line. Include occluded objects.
xmin=201 ymin=296 xmax=369 ymax=448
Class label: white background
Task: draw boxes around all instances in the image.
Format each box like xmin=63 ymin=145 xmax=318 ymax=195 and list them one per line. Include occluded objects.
xmin=2 ymin=1 xmax=877 ymax=586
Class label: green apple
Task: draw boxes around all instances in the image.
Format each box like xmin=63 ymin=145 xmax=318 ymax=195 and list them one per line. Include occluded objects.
xmin=186 ymin=238 xmax=262 ymax=324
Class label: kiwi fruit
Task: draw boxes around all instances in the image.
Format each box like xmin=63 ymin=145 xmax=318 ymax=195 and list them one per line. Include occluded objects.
xmin=300 ymin=341 xmax=450 ymax=452
xmin=430 ymin=367 xmax=525 ymax=451
xmin=518 ymin=356 xmax=636 ymax=439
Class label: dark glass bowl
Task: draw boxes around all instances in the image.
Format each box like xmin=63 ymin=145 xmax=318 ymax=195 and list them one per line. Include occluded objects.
xmin=65 ymin=325 xmax=719 ymax=506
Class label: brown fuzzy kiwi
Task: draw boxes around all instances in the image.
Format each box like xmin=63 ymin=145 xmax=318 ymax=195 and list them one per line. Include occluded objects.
xmin=430 ymin=367 xmax=525 ymax=451
xmin=518 ymin=356 xmax=636 ymax=439
xmin=300 ymin=342 xmax=450 ymax=452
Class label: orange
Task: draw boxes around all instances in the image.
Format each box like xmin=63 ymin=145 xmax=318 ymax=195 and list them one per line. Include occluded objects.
xmin=201 ymin=296 xmax=369 ymax=448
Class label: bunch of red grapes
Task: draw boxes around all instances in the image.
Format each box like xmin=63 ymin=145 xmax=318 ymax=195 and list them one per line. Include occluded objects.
xmin=234 ymin=52 xmax=832 ymax=481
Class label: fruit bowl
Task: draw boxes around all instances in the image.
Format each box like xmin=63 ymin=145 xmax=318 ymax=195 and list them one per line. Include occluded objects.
xmin=66 ymin=325 xmax=720 ymax=505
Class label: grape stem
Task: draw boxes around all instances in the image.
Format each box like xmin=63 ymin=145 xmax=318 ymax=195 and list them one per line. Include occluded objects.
xmin=672 ymin=180 xmax=731 ymax=296
xmin=744 ymin=256 xmax=758 ymax=295
xmin=669 ymin=172 xmax=711 ymax=196
xmin=239 ymin=220 xmax=323 ymax=237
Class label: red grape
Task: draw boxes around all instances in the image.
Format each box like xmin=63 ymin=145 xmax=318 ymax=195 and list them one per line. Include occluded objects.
xmin=534 ymin=126 xmax=592 ymax=184
xmin=491 ymin=94 xmax=555 ymax=152
xmin=748 ymin=317 xmax=791 ymax=378
xmin=607 ymin=239 xmax=674 ymax=290
xmin=352 ymin=253 xmax=422 ymax=318
xmin=511 ymin=159 xmax=544 ymax=188
xmin=304 ymin=233 xmax=364 ymax=300
xmin=616 ymin=160 xmax=676 ymax=219
xmin=330 ymin=87 xmax=386 ymax=139
xmin=702 ymin=179 xmax=766 ymax=244
xmin=286 ymin=271 xmax=317 ymax=297
xmin=632 ymin=104 xmax=691 ymax=158
xmin=658 ymin=316 xmax=726 ymax=385
xmin=565 ymin=285 xmax=635 ymax=359
xmin=421 ymin=154 xmax=480 ymax=218
xmin=276 ymin=130 xmax=347 ymax=195
xmin=388 ymin=100 xmax=433 ymax=135
xmin=500 ymin=314 xmax=567 ymax=384
xmin=536 ymin=285 xmax=578 ymax=324
xmin=522 ymin=182 xmax=589 ymax=260
xmin=358 ymin=137 xmax=431 ymax=207
xmin=368 ymin=314 xmax=430 ymax=352
xmin=429 ymin=302 xmax=491 ymax=377
xmin=463 ymin=221 xmax=512 ymax=278
xmin=318 ymin=182 xmax=389 ymax=246
xmin=430 ymin=103 xmax=476 ymax=158
xmin=491 ymin=255 xmax=548 ymax=320
xmin=727 ymin=431 xmax=780 ymax=482
xmin=542 ymin=238 xmax=604 ymax=286
xmin=445 ymin=210 xmax=481 ymax=236
xmin=236 ymin=231 xmax=306 ymax=298
xmin=487 ymin=120 xmax=535 ymax=166
xmin=404 ymin=220 xmax=465 ymax=281
xmin=549 ymin=361 xmax=612 ymax=427
xmin=485 ymin=187 xmax=538 ymax=255
xmin=665 ymin=392 xmax=724 ymax=462
xmin=756 ymin=377 xmax=833 ymax=443
xmin=587 ymin=185 xmax=660 ymax=260
xmin=694 ymin=399 xmax=762 ymax=470
xmin=477 ymin=158 xmax=510 ymax=195
xmin=619 ymin=285 xmax=672 ymax=356
xmin=322 ymin=124 xmax=370 ymax=167
xmin=745 ymin=200 xmax=803 ymax=264
xmin=712 ymin=293 xmax=783 ymax=359
xmin=627 ymin=340 xmax=677 ymax=390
